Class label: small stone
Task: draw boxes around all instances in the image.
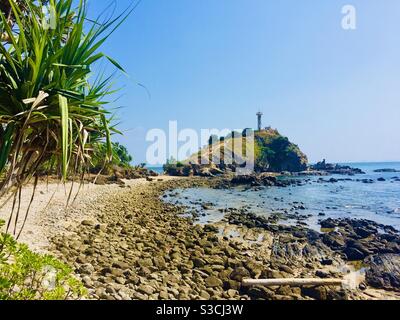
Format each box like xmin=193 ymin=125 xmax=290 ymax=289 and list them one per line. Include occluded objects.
xmin=205 ymin=276 xmax=223 ymax=288
xmin=81 ymin=220 xmax=95 ymax=226
xmin=111 ymin=269 xmax=124 ymax=277
xmin=159 ymin=291 xmax=169 ymax=300
xmin=79 ymin=263 xmax=95 ymax=275
xmin=315 ymin=270 xmax=329 ymax=279
xmin=153 ymin=256 xmax=167 ymax=269
xmin=223 ymin=280 xmax=241 ymax=291
xmin=230 ymin=267 xmax=251 ymax=282
xmin=248 ymin=286 xmax=275 ymax=299
xmin=192 ymin=257 xmax=206 ymax=268
xmin=112 ymin=261 xmax=130 ymax=270
xmin=138 ymin=284 xmax=155 ymax=295
xmin=138 ymin=258 xmax=153 ymax=268
xmin=321 ymin=259 xmax=333 ymax=266
xmin=200 ymin=290 xmax=211 ymax=300
xmin=133 ymin=292 xmax=148 ymax=300
xmin=227 ymin=289 xmax=238 ymax=298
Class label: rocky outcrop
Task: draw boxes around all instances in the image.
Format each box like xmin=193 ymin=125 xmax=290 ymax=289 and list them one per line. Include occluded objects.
xmin=163 ymin=163 xmax=226 ymax=177
xmin=225 ymin=211 xmax=400 ymax=292
xmin=310 ymin=160 xmax=365 ymax=175
xmin=90 ymin=166 xmax=159 ymax=186
xmin=254 ymin=129 xmax=308 ymax=173
xmin=230 ymin=174 xmax=303 ymax=188
xmin=165 ymin=128 xmax=308 ymax=176
xmin=365 ymin=254 xmax=400 ymax=291
xmin=374 ymin=168 xmax=400 ymax=173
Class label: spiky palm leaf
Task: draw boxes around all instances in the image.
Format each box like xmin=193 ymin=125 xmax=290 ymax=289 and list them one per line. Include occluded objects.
xmin=0 ymin=0 xmax=132 ymax=235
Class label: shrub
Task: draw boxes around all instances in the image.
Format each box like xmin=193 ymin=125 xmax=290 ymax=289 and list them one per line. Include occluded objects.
xmin=0 ymin=220 xmax=86 ymax=300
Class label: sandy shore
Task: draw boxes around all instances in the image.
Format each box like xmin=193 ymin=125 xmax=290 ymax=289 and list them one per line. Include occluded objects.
xmin=0 ymin=176 xmax=176 ymax=253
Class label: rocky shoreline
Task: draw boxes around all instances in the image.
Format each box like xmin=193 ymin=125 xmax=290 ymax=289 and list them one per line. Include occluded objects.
xmin=49 ymin=177 xmax=400 ymax=300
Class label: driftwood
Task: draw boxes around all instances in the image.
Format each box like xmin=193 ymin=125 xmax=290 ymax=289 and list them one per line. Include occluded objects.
xmin=242 ymin=278 xmax=345 ymax=287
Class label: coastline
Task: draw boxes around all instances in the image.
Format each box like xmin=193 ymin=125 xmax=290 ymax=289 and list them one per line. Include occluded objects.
xmin=1 ymin=177 xmax=399 ymax=300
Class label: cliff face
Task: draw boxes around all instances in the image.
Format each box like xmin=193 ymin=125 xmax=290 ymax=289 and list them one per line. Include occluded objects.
xmin=254 ymin=129 xmax=308 ymax=172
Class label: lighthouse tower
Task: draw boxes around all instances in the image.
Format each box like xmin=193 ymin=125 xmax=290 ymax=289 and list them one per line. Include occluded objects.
xmin=256 ymin=111 xmax=263 ymax=131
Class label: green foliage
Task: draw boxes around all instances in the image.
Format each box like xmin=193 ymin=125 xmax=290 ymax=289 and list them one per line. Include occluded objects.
xmin=0 ymin=220 xmax=86 ymax=300
xmin=112 ymin=142 xmax=133 ymax=167
xmin=91 ymin=142 xmax=133 ymax=171
xmin=254 ymin=130 xmax=308 ymax=172
xmin=0 ymin=0 xmax=132 ymax=191
xmin=163 ymin=157 xmax=185 ymax=173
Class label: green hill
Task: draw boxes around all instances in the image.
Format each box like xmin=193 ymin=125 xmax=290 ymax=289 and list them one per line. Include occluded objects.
xmin=253 ymin=128 xmax=308 ymax=172
xmin=166 ymin=128 xmax=308 ymax=175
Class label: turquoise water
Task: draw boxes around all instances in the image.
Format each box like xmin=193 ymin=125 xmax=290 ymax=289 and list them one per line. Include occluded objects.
xmin=165 ymin=162 xmax=400 ymax=231
xmin=146 ymin=166 xmax=164 ymax=174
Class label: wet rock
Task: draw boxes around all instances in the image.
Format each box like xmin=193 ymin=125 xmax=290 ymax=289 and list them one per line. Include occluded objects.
xmin=321 ymin=233 xmax=345 ymax=249
xmin=344 ymin=247 xmax=366 ymax=261
xmin=204 ymin=225 xmax=219 ymax=233
xmin=321 ymin=259 xmax=333 ymax=266
xmin=320 ymin=218 xmax=337 ymax=229
xmin=315 ymin=270 xmax=330 ymax=278
xmin=374 ymin=169 xmax=399 ymax=173
xmin=361 ymin=179 xmax=374 ymax=184
xmin=354 ymin=227 xmax=374 ymax=239
xmin=365 ymin=254 xmax=400 ymax=291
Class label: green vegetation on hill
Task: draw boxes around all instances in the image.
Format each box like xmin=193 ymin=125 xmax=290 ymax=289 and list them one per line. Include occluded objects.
xmin=167 ymin=128 xmax=308 ymax=176
xmin=254 ymin=129 xmax=308 ymax=172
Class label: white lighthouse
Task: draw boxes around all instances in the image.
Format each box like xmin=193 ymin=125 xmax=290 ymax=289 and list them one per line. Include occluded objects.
xmin=256 ymin=111 xmax=263 ymax=131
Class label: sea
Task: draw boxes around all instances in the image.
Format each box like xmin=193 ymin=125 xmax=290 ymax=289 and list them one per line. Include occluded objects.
xmin=163 ymin=162 xmax=400 ymax=231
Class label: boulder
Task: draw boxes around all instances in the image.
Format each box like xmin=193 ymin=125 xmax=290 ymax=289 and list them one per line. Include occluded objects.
xmin=301 ymin=286 xmax=327 ymax=300
xmin=365 ymin=254 xmax=400 ymax=291
xmin=247 ymin=286 xmax=275 ymax=300
xmin=344 ymin=247 xmax=366 ymax=261
xmin=320 ymin=218 xmax=337 ymax=229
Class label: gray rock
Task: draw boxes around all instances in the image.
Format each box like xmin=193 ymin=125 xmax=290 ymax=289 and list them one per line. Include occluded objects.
xmin=366 ymin=254 xmax=400 ymax=291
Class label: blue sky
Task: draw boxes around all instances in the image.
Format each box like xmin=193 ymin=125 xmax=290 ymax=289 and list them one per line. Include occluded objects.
xmin=87 ymin=0 xmax=400 ymax=164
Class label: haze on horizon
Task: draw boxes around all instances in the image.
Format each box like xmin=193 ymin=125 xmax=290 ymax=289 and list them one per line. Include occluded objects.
xmin=88 ymin=0 xmax=400 ymax=165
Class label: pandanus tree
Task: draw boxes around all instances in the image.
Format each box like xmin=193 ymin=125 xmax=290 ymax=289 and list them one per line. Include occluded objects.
xmin=0 ymin=0 xmax=133 ymax=235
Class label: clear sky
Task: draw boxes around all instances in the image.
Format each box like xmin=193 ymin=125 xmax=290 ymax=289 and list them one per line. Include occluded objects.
xmin=87 ymin=0 xmax=400 ymax=164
